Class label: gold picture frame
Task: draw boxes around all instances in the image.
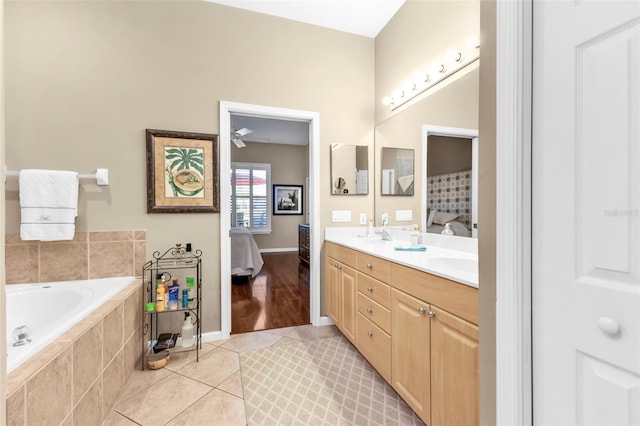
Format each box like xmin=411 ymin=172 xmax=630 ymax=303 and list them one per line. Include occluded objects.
xmin=146 ymin=129 xmax=219 ymax=213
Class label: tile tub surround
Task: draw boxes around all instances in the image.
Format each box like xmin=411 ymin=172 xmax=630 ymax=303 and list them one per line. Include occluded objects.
xmin=5 ymin=279 xmax=143 ymax=426
xmin=4 ymin=229 xmax=147 ymax=284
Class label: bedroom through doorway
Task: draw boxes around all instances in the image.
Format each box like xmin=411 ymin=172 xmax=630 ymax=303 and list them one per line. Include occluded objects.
xmin=227 ymin=111 xmax=312 ymax=335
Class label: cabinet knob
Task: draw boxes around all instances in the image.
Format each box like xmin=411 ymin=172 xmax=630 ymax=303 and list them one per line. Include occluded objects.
xmin=367 ymin=286 xmax=373 ymax=292
xmin=367 ymin=307 xmax=373 ymax=314
xmin=367 ymin=331 xmax=374 ymax=337
xmin=336 ymin=264 xmax=341 ymax=270
xmin=418 ymin=307 xmax=427 ymax=314
xmin=428 ymin=310 xmax=436 ymax=318
xmin=366 ymin=263 xmax=373 ymax=269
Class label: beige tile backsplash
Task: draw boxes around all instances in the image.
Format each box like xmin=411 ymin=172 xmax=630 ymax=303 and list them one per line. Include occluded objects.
xmin=4 ymin=230 xmax=146 ymax=284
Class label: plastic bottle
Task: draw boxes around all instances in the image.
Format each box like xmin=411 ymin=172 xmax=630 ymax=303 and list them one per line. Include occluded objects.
xmin=156 ymin=284 xmax=165 ymax=312
xmin=410 ymin=224 xmax=420 ymax=246
xmin=182 ymin=289 xmax=189 ymax=309
xmin=186 ymin=277 xmax=195 ymax=302
xmin=168 ymin=279 xmax=179 ymax=310
xmin=181 ymin=312 xmax=194 ymax=347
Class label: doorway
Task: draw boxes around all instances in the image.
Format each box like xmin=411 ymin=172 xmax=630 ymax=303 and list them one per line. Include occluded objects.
xmin=219 ymin=101 xmax=321 ymax=339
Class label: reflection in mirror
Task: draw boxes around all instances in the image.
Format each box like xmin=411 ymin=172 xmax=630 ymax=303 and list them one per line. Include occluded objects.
xmin=330 ymin=144 xmax=369 ymax=195
xmin=381 ymin=147 xmax=414 ymax=195
xmin=423 ymin=126 xmax=478 ymax=238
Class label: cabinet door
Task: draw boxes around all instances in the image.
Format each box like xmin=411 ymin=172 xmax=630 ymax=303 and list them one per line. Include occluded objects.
xmin=340 ymin=264 xmax=357 ymax=343
xmin=326 ymin=257 xmax=341 ymax=325
xmin=391 ymin=289 xmax=430 ymax=422
xmin=430 ymin=307 xmax=479 ymax=426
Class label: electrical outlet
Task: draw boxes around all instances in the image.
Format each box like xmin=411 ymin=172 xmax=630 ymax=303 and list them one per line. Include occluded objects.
xmin=359 ymin=213 xmax=367 ymax=225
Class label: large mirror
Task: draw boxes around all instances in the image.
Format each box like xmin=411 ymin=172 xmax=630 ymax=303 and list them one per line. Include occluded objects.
xmin=330 ymin=144 xmax=369 ymax=195
xmin=381 ymin=147 xmax=414 ymax=195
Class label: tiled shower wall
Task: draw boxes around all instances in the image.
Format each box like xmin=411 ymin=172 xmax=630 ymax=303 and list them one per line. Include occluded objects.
xmin=4 ymin=230 xmax=146 ymax=284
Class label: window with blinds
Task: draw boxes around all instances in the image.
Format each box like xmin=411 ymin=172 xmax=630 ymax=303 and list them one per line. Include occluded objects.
xmin=231 ymin=162 xmax=271 ymax=233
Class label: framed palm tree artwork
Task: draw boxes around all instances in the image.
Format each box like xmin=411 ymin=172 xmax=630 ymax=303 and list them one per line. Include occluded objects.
xmin=146 ymin=129 xmax=219 ymax=213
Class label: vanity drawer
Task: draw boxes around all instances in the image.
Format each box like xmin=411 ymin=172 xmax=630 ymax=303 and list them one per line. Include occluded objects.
xmin=357 ymin=292 xmax=390 ymax=334
xmin=391 ymin=263 xmax=479 ymax=325
xmin=357 ymin=313 xmax=391 ymax=382
xmin=326 ymin=242 xmax=357 ymax=268
xmin=357 ymin=252 xmax=390 ymax=283
xmin=357 ymin=272 xmax=391 ymax=309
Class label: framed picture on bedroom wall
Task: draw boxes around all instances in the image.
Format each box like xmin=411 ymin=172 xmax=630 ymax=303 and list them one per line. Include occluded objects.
xmin=273 ymin=185 xmax=303 ymax=215
xmin=146 ymin=129 xmax=219 ymax=213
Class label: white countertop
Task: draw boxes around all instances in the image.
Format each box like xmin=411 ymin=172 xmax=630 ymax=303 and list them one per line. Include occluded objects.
xmin=325 ymin=227 xmax=478 ymax=288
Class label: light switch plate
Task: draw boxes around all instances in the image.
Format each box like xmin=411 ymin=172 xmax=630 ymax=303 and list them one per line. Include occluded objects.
xmin=395 ymin=210 xmax=413 ymax=221
xmin=359 ymin=213 xmax=367 ymax=225
xmin=332 ymin=210 xmax=352 ymax=223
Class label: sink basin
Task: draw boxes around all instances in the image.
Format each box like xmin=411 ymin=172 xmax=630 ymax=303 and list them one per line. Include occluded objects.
xmin=427 ymin=258 xmax=478 ymax=274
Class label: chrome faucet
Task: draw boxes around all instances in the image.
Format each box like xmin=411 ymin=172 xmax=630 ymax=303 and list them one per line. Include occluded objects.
xmin=377 ymin=228 xmax=392 ymax=241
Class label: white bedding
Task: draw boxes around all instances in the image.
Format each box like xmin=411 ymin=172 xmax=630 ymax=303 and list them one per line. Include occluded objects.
xmin=230 ymin=227 xmax=264 ymax=277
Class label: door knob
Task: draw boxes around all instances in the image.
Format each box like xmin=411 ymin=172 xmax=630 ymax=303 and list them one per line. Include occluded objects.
xmin=597 ymin=317 xmax=620 ymax=336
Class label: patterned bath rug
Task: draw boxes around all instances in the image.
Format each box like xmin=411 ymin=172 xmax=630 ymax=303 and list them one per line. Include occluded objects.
xmin=240 ymin=335 xmax=424 ymax=425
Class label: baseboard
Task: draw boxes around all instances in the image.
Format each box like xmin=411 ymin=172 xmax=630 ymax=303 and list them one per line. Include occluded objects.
xmin=202 ymin=330 xmax=226 ymax=343
xmin=318 ymin=316 xmax=335 ymax=326
xmin=259 ymin=247 xmax=298 ymax=253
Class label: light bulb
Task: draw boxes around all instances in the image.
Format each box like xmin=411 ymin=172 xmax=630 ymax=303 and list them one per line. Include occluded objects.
xmin=466 ymin=35 xmax=480 ymax=49
xmin=404 ymin=82 xmax=417 ymax=93
xmin=446 ymin=50 xmax=463 ymax=63
xmin=383 ymin=96 xmax=392 ymax=106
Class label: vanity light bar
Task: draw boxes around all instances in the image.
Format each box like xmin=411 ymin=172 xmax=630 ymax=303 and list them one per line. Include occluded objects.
xmin=383 ymin=36 xmax=480 ymax=110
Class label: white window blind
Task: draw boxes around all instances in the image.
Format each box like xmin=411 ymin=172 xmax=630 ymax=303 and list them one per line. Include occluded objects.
xmin=231 ymin=162 xmax=271 ymax=233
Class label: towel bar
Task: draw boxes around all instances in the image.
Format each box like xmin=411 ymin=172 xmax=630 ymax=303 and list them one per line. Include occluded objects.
xmin=4 ymin=168 xmax=109 ymax=186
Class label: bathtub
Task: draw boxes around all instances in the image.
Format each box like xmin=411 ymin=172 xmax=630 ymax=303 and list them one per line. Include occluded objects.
xmin=6 ymin=276 xmax=137 ymax=373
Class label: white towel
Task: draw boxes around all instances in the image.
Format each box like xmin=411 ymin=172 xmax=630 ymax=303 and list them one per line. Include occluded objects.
xmin=19 ymin=169 xmax=79 ymax=241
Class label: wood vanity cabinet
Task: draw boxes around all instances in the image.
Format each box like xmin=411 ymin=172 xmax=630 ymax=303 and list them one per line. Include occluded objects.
xmin=391 ymin=262 xmax=479 ymax=426
xmin=326 ymin=243 xmax=357 ymax=343
xmin=325 ymin=241 xmax=479 ymax=426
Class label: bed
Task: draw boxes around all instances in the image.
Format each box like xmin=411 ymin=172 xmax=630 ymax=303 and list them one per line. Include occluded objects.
xmin=426 ymin=169 xmax=473 ymax=237
xmin=230 ymin=227 xmax=264 ymax=277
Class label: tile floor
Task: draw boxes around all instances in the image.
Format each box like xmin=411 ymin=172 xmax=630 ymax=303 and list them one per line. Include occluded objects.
xmin=104 ymin=324 xmax=342 ymax=425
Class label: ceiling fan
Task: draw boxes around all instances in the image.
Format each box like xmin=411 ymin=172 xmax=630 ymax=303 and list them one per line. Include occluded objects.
xmin=231 ymin=128 xmax=253 ymax=148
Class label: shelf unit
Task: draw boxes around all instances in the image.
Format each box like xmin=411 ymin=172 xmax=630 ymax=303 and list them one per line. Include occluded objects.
xmin=141 ymin=244 xmax=202 ymax=369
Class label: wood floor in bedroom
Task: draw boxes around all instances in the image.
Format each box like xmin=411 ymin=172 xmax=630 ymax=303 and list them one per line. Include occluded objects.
xmin=231 ymin=252 xmax=310 ymax=334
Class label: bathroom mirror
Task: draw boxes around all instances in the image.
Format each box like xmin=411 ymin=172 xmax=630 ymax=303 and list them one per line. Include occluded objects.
xmin=330 ymin=144 xmax=369 ymax=195
xmin=381 ymin=147 xmax=414 ymax=195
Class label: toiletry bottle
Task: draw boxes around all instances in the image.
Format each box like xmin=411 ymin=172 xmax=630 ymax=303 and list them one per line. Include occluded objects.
xmin=156 ymin=283 xmax=165 ymax=312
xmin=410 ymin=224 xmax=419 ymax=246
xmin=181 ymin=312 xmax=194 ymax=347
xmin=168 ymin=279 xmax=179 ymax=310
xmin=186 ymin=277 xmax=195 ymax=302
xmin=182 ymin=289 xmax=189 ymax=309
xmin=441 ymin=223 xmax=454 ymax=236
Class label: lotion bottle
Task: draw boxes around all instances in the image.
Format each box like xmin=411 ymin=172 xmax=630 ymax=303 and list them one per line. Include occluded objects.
xmin=410 ymin=224 xmax=420 ymax=246
xmin=156 ymin=284 xmax=165 ymax=312
xmin=181 ymin=312 xmax=194 ymax=347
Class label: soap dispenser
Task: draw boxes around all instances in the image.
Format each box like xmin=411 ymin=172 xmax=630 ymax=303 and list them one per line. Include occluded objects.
xmin=181 ymin=312 xmax=194 ymax=347
xmin=441 ymin=223 xmax=454 ymax=236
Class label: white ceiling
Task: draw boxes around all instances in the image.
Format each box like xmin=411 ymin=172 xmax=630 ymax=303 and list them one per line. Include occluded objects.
xmin=231 ymin=115 xmax=310 ymax=146
xmin=206 ymin=0 xmax=405 ymax=38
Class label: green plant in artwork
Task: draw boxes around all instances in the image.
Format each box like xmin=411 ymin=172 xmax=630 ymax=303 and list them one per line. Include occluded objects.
xmin=164 ymin=147 xmax=205 ymax=197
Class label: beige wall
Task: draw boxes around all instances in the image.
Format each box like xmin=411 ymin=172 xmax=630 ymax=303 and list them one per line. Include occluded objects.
xmin=4 ymin=0 xmax=375 ymax=331
xmin=427 ymin=135 xmax=473 ymax=176
xmin=231 ymin=141 xmax=308 ymax=249
xmin=479 ymin=0 xmax=497 ymax=424
xmin=375 ymin=0 xmax=480 ymax=125
xmin=373 ymin=0 xmax=480 ymax=226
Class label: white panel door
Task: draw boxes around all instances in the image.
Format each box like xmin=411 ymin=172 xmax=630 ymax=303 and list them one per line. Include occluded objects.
xmin=533 ymin=1 xmax=640 ymax=424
